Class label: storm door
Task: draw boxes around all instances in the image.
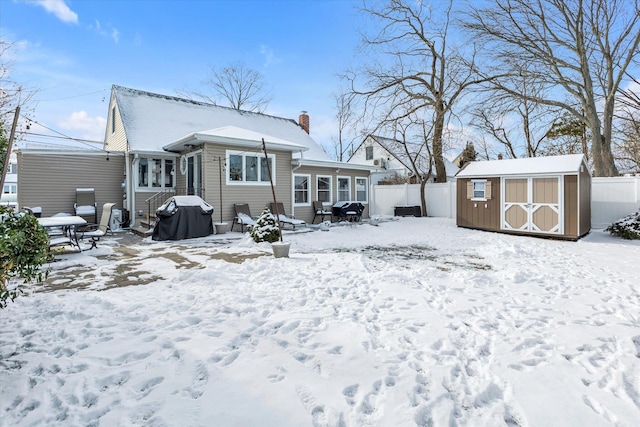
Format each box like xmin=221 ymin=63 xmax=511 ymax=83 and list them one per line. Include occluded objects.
xmin=186 ymin=152 xmax=203 ymax=197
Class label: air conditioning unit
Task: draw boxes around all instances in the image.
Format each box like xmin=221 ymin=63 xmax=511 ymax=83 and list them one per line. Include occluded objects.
xmin=373 ymin=158 xmax=387 ymax=168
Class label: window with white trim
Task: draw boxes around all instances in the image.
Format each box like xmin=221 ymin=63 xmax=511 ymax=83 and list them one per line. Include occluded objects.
xmin=365 ymin=146 xmax=373 ymax=160
xmin=355 ymin=177 xmax=368 ymax=203
xmin=468 ymin=179 xmax=491 ymax=201
xmin=294 ymin=174 xmax=311 ymax=205
xmin=337 ymin=176 xmax=351 ymax=201
xmin=137 ymin=157 xmax=174 ymax=190
xmin=317 ymin=175 xmax=332 ymax=203
xmin=227 ymin=150 xmax=275 ymax=185
xmin=3 ymin=184 xmax=17 ymax=194
xmin=111 ymin=106 xmax=116 ymax=133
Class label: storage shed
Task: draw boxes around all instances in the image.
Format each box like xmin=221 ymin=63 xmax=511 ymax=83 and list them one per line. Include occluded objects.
xmin=456 ymin=154 xmax=591 ymax=240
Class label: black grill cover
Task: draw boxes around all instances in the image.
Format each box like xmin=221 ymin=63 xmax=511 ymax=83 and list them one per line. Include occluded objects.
xmin=152 ymin=196 xmax=214 ymax=241
xmin=332 ymin=201 xmax=365 ymax=221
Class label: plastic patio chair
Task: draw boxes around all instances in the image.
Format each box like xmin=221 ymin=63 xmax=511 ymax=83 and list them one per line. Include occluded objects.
xmin=76 ymin=202 xmax=115 ymax=249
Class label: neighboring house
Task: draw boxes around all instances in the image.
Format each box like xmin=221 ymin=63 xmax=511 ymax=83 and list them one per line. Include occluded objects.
xmin=348 ymin=134 xmax=458 ymax=184
xmin=19 ymin=85 xmax=374 ymax=227
xmin=1 ymin=152 xmax=18 ymax=210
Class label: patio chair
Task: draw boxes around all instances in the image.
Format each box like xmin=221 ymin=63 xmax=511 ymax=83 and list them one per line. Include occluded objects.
xmin=312 ymin=201 xmax=332 ymax=224
xmin=269 ymin=202 xmax=306 ymax=230
xmin=76 ymin=202 xmax=115 ymax=249
xmin=232 ymin=203 xmax=258 ymax=232
xmin=74 ymin=188 xmax=97 ymax=224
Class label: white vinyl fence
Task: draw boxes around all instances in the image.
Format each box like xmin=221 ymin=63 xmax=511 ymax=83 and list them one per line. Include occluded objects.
xmin=591 ymin=176 xmax=640 ymax=228
xmin=370 ymin=176 xmax=640 ymax=229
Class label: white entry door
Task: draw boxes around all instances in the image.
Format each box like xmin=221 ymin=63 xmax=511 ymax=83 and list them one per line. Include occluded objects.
xmin=502 ymin=177 xmax=562 ymax=234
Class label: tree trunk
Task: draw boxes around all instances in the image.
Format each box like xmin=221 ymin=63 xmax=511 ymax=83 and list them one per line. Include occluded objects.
xmin=433 ymin=104 xmax=447 ymax=183
xmin=420 ymin=178 xmax=428 ymax=217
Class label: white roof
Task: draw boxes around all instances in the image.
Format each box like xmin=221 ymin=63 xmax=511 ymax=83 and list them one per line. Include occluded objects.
xmin=164 ymin=126 xmax=308 ymax=153
xmin=456 ymin=154 xmax=588 ymax=178
xmin=112 ymin=85 xmax=330 ymax=161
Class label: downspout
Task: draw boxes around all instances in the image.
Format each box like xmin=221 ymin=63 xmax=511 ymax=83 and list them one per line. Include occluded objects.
xmin=291 ymin=152 xmax=303 ymax=217
xmin=131 ymin=153 xmax=138 ymax=227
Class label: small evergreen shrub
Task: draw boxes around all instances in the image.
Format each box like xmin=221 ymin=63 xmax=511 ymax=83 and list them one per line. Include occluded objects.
xmin=1 ymin=206 xmax=50 ymax=308
xmin=251 ymin=208 xmax=280 ymax=243
xmin=605 ymin=209 xmax=640 ymax=240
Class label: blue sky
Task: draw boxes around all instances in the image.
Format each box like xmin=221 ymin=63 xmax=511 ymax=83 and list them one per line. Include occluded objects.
xmin=1 ymin=0 xmax=363 ymax=154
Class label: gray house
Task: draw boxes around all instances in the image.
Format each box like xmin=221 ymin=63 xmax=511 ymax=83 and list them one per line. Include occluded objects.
xmin=18 ymin=85 xmax=374 ymax=228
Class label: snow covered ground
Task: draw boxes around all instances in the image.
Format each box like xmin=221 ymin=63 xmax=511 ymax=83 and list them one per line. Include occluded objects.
xmin=1 ymin=217 xmax=639 ymax=427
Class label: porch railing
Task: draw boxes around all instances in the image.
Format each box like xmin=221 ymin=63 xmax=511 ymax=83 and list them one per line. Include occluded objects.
xmin=144 ymin=188 xmax=205 ymax=229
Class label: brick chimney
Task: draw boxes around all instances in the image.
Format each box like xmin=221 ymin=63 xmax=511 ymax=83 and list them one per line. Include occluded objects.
xmin=299 ymin=111 xmax=310 ymax=134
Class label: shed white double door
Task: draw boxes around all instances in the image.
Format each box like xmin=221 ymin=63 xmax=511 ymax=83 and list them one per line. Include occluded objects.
xmin=502 ymin=177 xmax=562 ymax=234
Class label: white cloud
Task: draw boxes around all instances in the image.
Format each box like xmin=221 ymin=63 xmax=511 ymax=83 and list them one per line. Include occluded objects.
xmin=32 ymin=0 xmax=78 ymax=24
xmin=59 ymin=111 xmax=106 ymax=141
xmin=260 ymin=45 xmax=281 ymax=67
xmin=89 ymin=19 xmax=120 ymax=44
xmin=111 ymin=28 xmax=120 ymax=44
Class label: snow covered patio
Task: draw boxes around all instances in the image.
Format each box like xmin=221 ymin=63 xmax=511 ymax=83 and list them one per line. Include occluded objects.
xmin=1 ymin=218 xmax=639 ymax=426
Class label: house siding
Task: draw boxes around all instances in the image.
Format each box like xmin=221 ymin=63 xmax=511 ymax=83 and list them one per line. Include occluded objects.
xmin=293 ymin=165 xmax=370 ymax=223
xmin=104 ymin=95 xmax=128 ymax=152
xmin=201 ymin=143 xmax=293 ymax=224
xmin=17 ymin=152 xmax=125 ymax=218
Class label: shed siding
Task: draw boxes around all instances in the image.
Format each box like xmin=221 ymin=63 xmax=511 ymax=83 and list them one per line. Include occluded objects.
xmin=17 ymin=152 xmax=125 ymax=218
xmin=456 ymin=177 xmax=501 ymax=231
xmin=579 ymin=166 xmax=591 ymax=236
xmin=564 ymin=175 xmax=578 ymax=238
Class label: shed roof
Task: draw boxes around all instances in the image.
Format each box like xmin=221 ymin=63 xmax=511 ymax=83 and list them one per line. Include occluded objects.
xmin=111 ymin=85 xmax=329 ymax=161
xmin=456 ymin=154 xmax=588 ymax=178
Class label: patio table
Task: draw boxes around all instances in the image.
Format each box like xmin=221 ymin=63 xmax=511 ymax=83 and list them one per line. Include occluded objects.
xmin=38 ymin=216 xmax=87 ymax=252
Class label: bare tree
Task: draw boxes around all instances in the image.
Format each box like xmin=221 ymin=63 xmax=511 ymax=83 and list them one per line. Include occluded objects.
xmin=344 ymin=0 xmax=494 ymax=183
xmin=464 ymin=0 xmax=640 ymax=176
xmin=180 ymin=62 xmax=272 ymax=113
xmin=332 ymin=89 xmax=359 ymax=161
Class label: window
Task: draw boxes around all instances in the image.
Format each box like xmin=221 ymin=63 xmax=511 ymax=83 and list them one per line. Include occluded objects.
xmin=227 ymin=150 xmax=275 ymax=185
xmin=355 ymin=177 xmax=368 ymax=203
xmin=7 ymin=163 xmax=17 ymax=174
xmin=337 ymin=176 xmax=351 ymax=201
xmin=111 ymin=106 xmax=116 ymax=133
xmin=365 ymin=146 xmax=373 ymax=160
xmin=3 ymin=184 xmax=17 ymax=194
xmin=317 ymin=176 xmax=332 ymax=203
xmin=294 ymin=174 xmax=310 ymax=205
xmin=467 ymin=179 xmax=492 ymax=200
xmin=137 ymin=157 xmax=175 ymax=190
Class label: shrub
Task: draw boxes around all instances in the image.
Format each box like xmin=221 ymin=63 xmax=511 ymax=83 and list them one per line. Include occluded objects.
xmin=605 ymin=209 xmax=640 ymax=240
xmin=0 ymin=206 xmax=50 ymax=308
xmin=251 ymin=208 xmax=280 ymax=243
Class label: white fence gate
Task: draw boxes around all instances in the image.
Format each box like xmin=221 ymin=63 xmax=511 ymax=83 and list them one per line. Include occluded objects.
xmin=370 ymin=176 xmax=640 ymax=229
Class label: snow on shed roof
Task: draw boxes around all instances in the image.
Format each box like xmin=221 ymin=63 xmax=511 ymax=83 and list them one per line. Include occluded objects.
xmin=112 ymin=85 xmax=329 ymax=161
xmin=456 ymin=154 xmax=588 ymax=178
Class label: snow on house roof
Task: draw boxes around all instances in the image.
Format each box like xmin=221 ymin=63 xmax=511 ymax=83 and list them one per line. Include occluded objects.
xmin=112 ymin=85 xmax=329 ymax=161
xmin=164 ymin=126 xmax=308 ymax=153
xmin=359 ymin=134 xmax=459 ymax=177
xmin=456 ymin=154 xmax=588 ymax=178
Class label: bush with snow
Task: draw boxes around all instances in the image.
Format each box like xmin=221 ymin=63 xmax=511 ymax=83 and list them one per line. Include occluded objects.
xmin=605 ymin=209 xmax=640 ymax=239
xmin=251 ymin=208 xmax=280 ymax=243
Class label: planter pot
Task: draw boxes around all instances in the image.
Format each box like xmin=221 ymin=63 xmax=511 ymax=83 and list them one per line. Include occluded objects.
xmin=271 ymin=241 xmax=291 ymax=258
xmin=214 ymin=222 xmax=228 ymax=234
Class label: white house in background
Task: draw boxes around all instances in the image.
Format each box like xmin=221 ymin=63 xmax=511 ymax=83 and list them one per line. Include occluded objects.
xmin=348 ymin=134 xmax=458 ymax=184
xmin=1 ymin=152 xmax=18 ymax=209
